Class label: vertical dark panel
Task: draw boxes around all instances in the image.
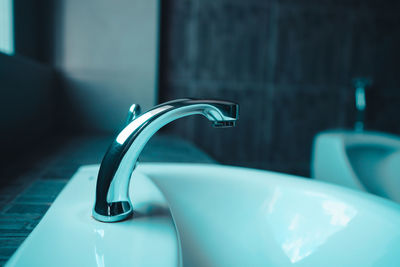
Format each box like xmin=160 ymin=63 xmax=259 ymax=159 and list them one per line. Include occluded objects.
xmin=13 ymin=0 xmax=55 ymax=64
xmin=158 ymin=0 xmax=400 ymax=176
xmin=0 ymin=53 xmax=55 ymax=176
xmin=273 ymin=4 xmax=352 ymax=86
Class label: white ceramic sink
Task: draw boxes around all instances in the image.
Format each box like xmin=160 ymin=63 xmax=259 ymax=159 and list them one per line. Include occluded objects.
xmin=8 ymin=163 xmax=400 ymax=266
xmin=7 ymin=165 xmax=179 ymax=267
xmin=312 ymin=130 xmax=400 ymax=203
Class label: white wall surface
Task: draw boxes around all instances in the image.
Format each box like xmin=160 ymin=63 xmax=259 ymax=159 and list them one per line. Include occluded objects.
xmin=55 ymin=0 xmax=159 ymax=133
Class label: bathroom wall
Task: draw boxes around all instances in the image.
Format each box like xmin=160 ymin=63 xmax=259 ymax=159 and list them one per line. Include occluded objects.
xmin=158 ymin=0 xmax=400 ymax=176
xmin=0 ymin=0 xmax=61 ymax=176
xmin=53 ymin=0 xmax=160 ymax=134
xmin=0 ymin=53 xmax=55 ymax=169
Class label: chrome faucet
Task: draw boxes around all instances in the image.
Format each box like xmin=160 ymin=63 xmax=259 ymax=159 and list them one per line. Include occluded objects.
xmin=92 ymin=99 xmax=239 ymax=222
xmin=352 ymin=77 xmax=371 ymax=132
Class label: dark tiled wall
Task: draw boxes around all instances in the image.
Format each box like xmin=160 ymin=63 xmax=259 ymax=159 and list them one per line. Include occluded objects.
xmin=159 ymin=0 xmax=400 ymax=176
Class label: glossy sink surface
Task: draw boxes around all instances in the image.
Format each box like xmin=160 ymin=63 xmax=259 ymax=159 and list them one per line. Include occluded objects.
xmin=312 ymin=130 xmax=400 ymax=203
xmin=8 ymin=163 xmax=400 ymax=266
xmin=7 ymin=165 xmax=179 ymax=267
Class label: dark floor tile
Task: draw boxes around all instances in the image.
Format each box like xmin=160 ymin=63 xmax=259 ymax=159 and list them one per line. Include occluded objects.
xmin=26 ymin=220 xmax=40 ymax=231
xmin=0 ymin=237 xmax=25 ymax=247
xmin=4 ymin=204 xmax=50 ymax=216
xmin=19 ymin=180 xmax=67 ymax=199
xmin=41 ymin=167 xmax=80 ymax=180
xmin=0 ymin=247 xmax=18 ymax=257
xmin=0 ymin=203 xmax=7 ymax=213
xmin=0 ymin=217 xmax=40 ymax=238
xmin=0 ymin=220 xmax=28 ymax=231
xmin=0 ymin=220 xmax=32 ymax=237
xmin=0 ymin=184 xmax=27 ymax=199
xmin=15 ymin=195 xmax=58 ymax=204
xmin=0 ymin=229 xmax=30 ymax=238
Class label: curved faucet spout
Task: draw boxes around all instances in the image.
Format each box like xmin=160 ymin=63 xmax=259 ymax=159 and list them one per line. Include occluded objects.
xmin=93 ymin=99 xmax=239 ymax=222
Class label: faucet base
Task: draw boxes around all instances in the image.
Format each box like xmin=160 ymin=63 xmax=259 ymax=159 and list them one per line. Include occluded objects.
xmin=92 ymin=201 xmax=133 ymax=222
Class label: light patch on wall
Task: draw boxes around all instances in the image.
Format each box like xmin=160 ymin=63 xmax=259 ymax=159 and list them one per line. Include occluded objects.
xmin=0 ymin=0 xmax=13 ymax=55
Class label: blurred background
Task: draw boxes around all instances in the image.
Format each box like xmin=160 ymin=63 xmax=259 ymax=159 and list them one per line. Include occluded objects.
xmin=1 ymin=0 xmax=400 ymax=261
xmin=1 ymin=0 xmax=400 ymax=179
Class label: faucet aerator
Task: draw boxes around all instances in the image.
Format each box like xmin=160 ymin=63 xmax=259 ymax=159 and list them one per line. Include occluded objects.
xmin=213 ymin=121 xmax=236 ymax=128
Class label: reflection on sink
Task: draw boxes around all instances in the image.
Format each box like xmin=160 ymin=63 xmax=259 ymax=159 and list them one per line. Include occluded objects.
xmin=312 ymin=130 xmax=400 ymax=203
xmin=265 ymin=190 xmax=357 ymax=263
xmin=8 ymin=163 xmax=400 ymax=266
xmin=7 ymin=165 xmax=179 ymax=267
xmin=147 ymin=164 xmax=400 ymax=266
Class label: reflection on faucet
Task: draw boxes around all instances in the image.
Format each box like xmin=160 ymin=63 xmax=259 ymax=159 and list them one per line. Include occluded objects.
xmin=93 ymin=99 xmax=239 ymax=222
xmin=352 ymin=78 xmax=372 ymax=132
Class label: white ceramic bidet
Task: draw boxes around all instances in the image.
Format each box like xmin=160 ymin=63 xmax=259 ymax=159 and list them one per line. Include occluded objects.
xmin=312 ymin=130 xmax=400 ymax=203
